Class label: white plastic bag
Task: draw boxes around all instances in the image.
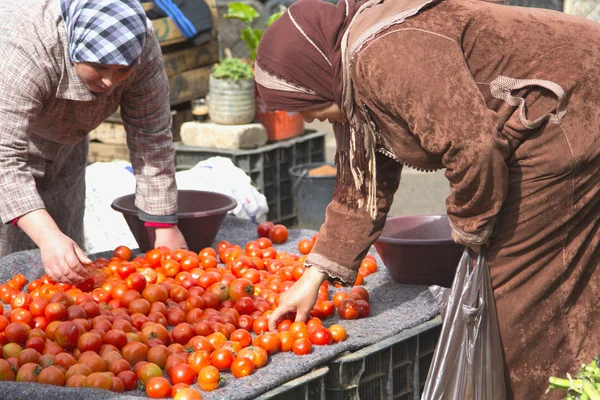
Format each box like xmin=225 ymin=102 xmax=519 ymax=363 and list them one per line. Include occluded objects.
xmin=422 ymin=248 xmax=507 ymax=400
xmin=175 ymin=157 xmax=269 ymax=222
xmin=83 ymin=161 xmax=138 ymax=253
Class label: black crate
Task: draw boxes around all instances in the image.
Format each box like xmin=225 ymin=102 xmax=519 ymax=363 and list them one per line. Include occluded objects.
xmin=174 ymin=130 xmax=326 ymax=224
xmin=325 ymin=317 xmax=442 ymax=400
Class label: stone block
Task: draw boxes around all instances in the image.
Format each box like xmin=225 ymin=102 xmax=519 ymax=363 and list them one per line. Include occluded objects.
xmin=180 ymin=121 xmax=268 ymax=149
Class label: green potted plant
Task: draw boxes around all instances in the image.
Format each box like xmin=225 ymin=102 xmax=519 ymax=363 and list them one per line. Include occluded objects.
xmin=208 ymin=57 xmax=256 ymax=125
xmin=224 ymin=3 xmax=305 ymax=141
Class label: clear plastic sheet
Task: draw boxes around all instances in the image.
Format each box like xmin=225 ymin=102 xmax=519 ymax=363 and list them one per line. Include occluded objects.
xmin=422 ymin=248 xmax=507 ymax=400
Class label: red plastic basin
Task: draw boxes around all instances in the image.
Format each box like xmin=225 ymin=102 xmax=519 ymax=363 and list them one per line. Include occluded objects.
xmin=111 ymin=190 xmax=237 ymax=253
xmin=373 ymin=215 xmax=464 ymax=288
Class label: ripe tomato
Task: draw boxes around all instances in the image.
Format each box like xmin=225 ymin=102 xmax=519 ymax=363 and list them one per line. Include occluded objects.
xmin=16 ymin=362 xmax=42 ymax=383
xmin=117 ymin=370 xmax=138 ymax=391
xmin=171 ymin=323 xmax=194 ymax=345
xmin=17 ymin=348 xmax=40 ymax=366
xmin=230 ymin=329 xmax=252 ymax=348
xmin=137 ymin=362 xmax=163 ymax=386
xmin=328 ymin=324 xmax=347 ymax=342
xmin=297 ymin=239 xmax=314 ymax=255
xmin=142 ymin=284 xmax=169 ymax=304
xmin=234 ymin=297 xmax=255 ymax=315
xmin=229 ymin=279 xmax=253 ymax=302
xmin=170 ymin=363 xmax=197 ymax=385
xmin=256 ymin=221 xmax=274 ymax=238
xmin=10 ymin=292 xmax=32 ymax=310
xmin=231 ymin=357 xmax=255 ymax=378
xmin=269 ymin=224 xmax=289 ymax=244
xmin=278 ymin=331 xmax=295 ymax=352
xmin=309 ymin=326 xmax=333 ymax=346
xmin=337 ymin=298 xmax=360 ymax=320
xmin=356 ymin=299 xmax=371 ymax=318
xmin=5 ymin=322 xmax=29 ymax=344
xmin=45 ymin=302 xmax=67 ymax=323
xmin=292 ymin=338 xmax=312 ymax=355
xmin=54 ymin=321 xmax=82 ymax=350
xmin=37 ymin=365 xmax=65 ymax=386
xmin=146 ymin=376 xmax=171 ymax=398
xmin=210 ymin=348 xmax=234 ymax=371
xmin=114 ymin=245 xmax=133 ymax=261
xmin=121 ymin=341 xmax=149 ymax=367
xmin=0 ymin=359 xmax=16 ymax=381
xmin=173 ymin=388 xmax=203 ymax=400
xmin=237 ymin=346 xmax=268 ymax=369
xmin=197 ymin=365 xmax=220 ymax=391
xmin=125 ymin=272 xmax=147 ymax=293
xmin=253 ymin=332 xmax=280 ymax=355
xmin=85 ymin=371 xmax=113 ymax=390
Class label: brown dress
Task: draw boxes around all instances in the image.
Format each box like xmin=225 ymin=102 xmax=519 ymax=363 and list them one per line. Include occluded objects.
xmin=306 ymin=1 xmax=600 ymax=398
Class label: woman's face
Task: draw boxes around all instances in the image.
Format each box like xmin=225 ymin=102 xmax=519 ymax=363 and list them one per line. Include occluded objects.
xmin=73 ymin=62 xmax=135 ymax=93
xmin=299 ymin=103 xmax=346 ymax=124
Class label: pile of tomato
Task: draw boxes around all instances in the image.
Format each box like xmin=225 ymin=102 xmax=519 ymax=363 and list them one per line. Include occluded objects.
xmin=0 ymin=223 xmax=377 ymax=399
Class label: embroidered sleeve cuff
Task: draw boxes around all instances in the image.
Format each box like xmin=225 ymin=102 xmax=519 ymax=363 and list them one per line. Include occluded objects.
xmin=449 ymin=218 xmax=495 ymax=246
xmin=305 ymin=253 xmax=357 ymax=286
xmin=138 ymin=210 xmax=178 ymax=224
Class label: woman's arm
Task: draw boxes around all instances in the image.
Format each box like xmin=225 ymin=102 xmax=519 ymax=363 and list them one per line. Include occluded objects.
xmin=120 ymin=24 xmax=186 ymax=251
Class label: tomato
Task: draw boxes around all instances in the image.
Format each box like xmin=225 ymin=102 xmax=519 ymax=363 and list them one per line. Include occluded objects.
xmin=278 ymin=331 xmax=295 ymax=352
xmin=309 ymin=326 xmax=333 ymax=346
xmin=104 ymin=329 xmax=127 ymax=350
xmin=125 ymin=272 xmax=147 ymax=293
xmin=253 ymin=332 xmax=280 ymax=355
xmin=231 ymin=357 xmax=255 ymax=378
xmin=360 ymin=257 xmax=378 ymax=274
xmin=78 ymin=332 xmax=103 ymax=353
xmin=0 ymin=359 xmax=15 ymax=381
xmin=172 ymin=382 xmax=190 ymax=397
xmin=5 ymin=323 xmax=28 ymax=345
xmin=332 ymin=291 xmax=349 ymax=308
xmin=297 ymin=239 xmax=314 ymax=255
xmin=10 ymin=292 xmax=32 ymax=310
xmin=186 ymin=336 xmax=215 ymax=353
xmin=207 ymin=283 xmax=229 ymax=303
xmin=237 ymin=346 xmax=268 ymax=369
xmin=44 ymin=302 xmax=67 ymax=323
xmin=137 ymin=362 xmax=162 ymax=386
xmin=165 ymin=353 xmax=186 ymax=376
xmin=117 ymin=370 xmax=138 ymax=391
xmin=252 ymin=317 xmax=269 ymax=335
xmin=192 ymin=365 xmax=218 ymax=392
xmin=167 ymin=308 xmax=187 ymax=326
xmin=37 ymin=365 xmax=65 ymax=386
xmin=111 ymin=376 xmax=125 ymax=393
xmin=80 ymin=300 xmax=100 ymax=318
xmin=146 ymin=345 xmax=169 ymax=370
xmin=54 ymin=321 xmax=82 ymax=350
xmin=17 ymin=348 xmax=40 ymax=366
xmin=66 ymin=304 xmax=87 ymax=320
xmin=24 ymin=337 xmax=45 ymax=353
xmin=85 ymin=371 xmax=113 ymax=390
xmin=256 ymin=221 xmax=274 ymax=238
xmin=174 ymin=388 xmax=203 ymax=400
xmin=65 ymin=363 xmax=92 ymax=380
xmin=186 ymin=350 xmax=210 ymax=375
xmin=170 ymin=363 xmax=197 ymax=385
xmin=16 ymin=363 xmax=42 ymax=383
xmin=141 ymin=323 xmax=169 ymax=346
xmin=268 ymin=224 xmax=289 ymax=244
xmin=230 ymin=329 xmax=252 ymax=348
xmin=142 ymin=284 xmax=168 ymax=304
xmin=121 ymin=341 xmax=149 ymax=367
xmin=108 ymin=358 xmax=131 ymax=376
xmin=292 ymin=338 xmax=312 ymax=355
xmin=114 ymin=245 xmax=133 ymax=261
xmin=229 ymin=279 xmax=253 ymax=303
xmin=171 ymin=323 xmax=194 ymax=345
xmin=3 ymin=343 xmax=22 ymax=359
xmin=66 ymin=374 xmax=86 ymax=387
xmin=210 ymin=348 xmax=234 ymax=371
xmin=328 ymin=324 xmax=347 ymax=342
xmin=198 ymin=273 xmax=218 ymax=291
xmin=146 ymin=376 xmax=171 ymax=398
xmin=234 ymin=297 xmax=255 ymax=316
xmin=337 ymin=298 xmax=360 ymax=320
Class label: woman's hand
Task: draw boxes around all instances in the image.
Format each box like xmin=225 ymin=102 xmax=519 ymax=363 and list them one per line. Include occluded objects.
xmin=38 ymin=232 xmax=92 ymax=283
xmin=17 ymin=209 xmax=91 ymax=284
xmin=154 ymin=225 xmax=188 ymax=251
xmin=268 ymin=266 xmax=329 ymax=331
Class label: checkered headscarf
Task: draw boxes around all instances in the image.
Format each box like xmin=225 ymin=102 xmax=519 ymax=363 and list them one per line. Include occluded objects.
xmin=60 ymin=0 xmax=148 ymax=66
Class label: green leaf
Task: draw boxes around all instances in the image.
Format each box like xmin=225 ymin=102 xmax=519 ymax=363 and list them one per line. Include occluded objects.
xmin=224 ymin=3 xmax=259 ymax=24
xmin=240 ymin=27 xmax=263 ymax=61
xmin=212 ymin=58 xmax=254 ymax=81
xmin=265 ymin=12 xmax=282 ymax=27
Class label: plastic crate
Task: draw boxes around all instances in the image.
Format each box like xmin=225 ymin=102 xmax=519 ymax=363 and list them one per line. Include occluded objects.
xmin=174 ymin=130 xmax=326 ymax=223
xmin=325 ymin=317 xmax=442 ymax=400
xmin=256 ymin=366 xmax=329 ymax=400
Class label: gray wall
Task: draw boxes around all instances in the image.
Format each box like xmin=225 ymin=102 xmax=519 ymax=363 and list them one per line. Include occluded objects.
xmin=509 ymin=0 xmax=563 ymax=11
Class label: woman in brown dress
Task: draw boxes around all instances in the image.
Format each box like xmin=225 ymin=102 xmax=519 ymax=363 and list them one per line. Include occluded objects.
xmin=257 ymin=0 xmax=600 ymax=397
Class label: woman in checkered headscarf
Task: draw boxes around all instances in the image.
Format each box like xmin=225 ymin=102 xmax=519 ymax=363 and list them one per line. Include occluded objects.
xmin=0 ymin=0 xmax=187 ymax=283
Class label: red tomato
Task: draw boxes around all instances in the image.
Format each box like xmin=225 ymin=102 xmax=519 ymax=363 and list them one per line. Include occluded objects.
xmin=309 ymin=326 xmax=333 ymax=346
xmin=269 ymin=225 xmax=289 ymax=244
xmin=210 ymin=348 xmax=234 ymax=371
xmin=169 ymin=363 xmax=197 ymax=385
xmin=256 ymin=222 xmax=274 ymax=238
xmin=197 ymin=365 xmax=220 ymax=391
xmin=231 ymin=357 xmax=255 ymax=378
xmin=292 ymin=338 xmax=312 ymax=355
